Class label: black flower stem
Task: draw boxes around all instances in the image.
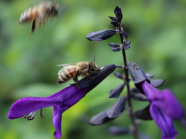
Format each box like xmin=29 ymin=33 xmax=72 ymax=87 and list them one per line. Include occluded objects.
xmin=118 ymin=26 xmax=139 ymax=139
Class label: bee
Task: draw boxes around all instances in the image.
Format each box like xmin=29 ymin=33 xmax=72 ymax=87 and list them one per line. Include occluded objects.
xmin=57 ymin=61 xmax=100 ymax=86
xmin=19 ymin=2 xmax=59 ymax=33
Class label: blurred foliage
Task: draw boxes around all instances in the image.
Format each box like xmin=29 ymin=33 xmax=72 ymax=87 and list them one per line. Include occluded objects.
xmin=0 ymin=0 xmax=186 ymax=139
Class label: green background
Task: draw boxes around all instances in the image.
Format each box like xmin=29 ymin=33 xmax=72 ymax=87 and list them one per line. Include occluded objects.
xmin=0 ymin=0 xmax=185 ymax=139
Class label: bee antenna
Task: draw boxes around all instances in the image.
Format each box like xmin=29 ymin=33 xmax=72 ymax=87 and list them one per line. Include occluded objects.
xmin=92 ymin=55 xmax=96 ymax=63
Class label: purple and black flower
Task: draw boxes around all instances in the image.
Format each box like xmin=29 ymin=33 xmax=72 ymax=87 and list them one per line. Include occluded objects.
xmin=8 ymin=64 xmax=116 ymax=138
xmin=128 ymin=62 xmax=185 ymax=139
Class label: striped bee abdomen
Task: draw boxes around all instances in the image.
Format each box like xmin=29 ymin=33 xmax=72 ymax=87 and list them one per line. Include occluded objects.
xmin=58 ymin=66 xmax=77 ymax=84
xmin=19 ymin=7 xmax=38 ymax=23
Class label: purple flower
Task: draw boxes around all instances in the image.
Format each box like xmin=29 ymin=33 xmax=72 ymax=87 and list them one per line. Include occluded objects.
xmin=128 ymin=62 xmax=184 ymax=139
xmin=138 ymin=81 xmax=184 ymax=139
xmin=8 ymin=64 xmax=116 ymax=138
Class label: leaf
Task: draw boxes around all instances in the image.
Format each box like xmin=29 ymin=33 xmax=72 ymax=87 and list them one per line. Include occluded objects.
xmin=134 ymin=105 xmax=152 ymax=120
xmin=86 ymin=29 xmax=116 ymax=41
xmin=109 ymin=84 xmax=125 ymax=98
xmin=89 ymin=111 xmax=113 ymax=125
xmin=106 ymin=96 xmax=126 ymax=118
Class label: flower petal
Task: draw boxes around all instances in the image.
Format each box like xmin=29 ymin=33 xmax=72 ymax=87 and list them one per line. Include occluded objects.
xmin=150 ymin=104 xmax=177 ymax=139
xmin=53 ymin=106 xmax=63 ymax=138
xmin=8 ymin=97 xmax=53 ymax=119
xmin=142 ymin=81 xmax=184 ymax=120
xmin=161 ymin=89 xmax=184 ymax=120
xmin=141 ymin=81 xmax=162 ymax=101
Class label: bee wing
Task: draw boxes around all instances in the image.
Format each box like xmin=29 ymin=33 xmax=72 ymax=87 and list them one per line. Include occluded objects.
xmin=57 ymin=66 xmax=78 ymax=75
xmin=56 ymin=64 xmax=71 ymax=67
xmin=57 ymin=68 xmax=64 ymax=75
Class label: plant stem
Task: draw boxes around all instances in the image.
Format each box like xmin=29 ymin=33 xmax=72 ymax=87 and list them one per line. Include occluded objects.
xmin=118 ymin=26 xmax=139 ymax=139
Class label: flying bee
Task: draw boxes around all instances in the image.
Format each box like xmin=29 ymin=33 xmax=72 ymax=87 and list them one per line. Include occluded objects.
xmin=19 ymin=1 xmax=59 ymax=33
xmin=57 ymin=61 xmax=100 ymax=86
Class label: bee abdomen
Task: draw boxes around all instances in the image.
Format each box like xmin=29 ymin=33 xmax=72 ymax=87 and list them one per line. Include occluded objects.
xmin=19 ymin=7 xmax=38 ymax=23
xmin=58 ymin=75 xmax=69 ymax=84
xmin=58 ymin=68 xmax=77 ymax=84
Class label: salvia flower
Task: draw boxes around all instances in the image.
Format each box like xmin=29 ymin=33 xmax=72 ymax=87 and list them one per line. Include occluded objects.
xmin=128 ymin=62 xmax=184 ymax=139
xmin=141 ymin=81 xmax=184 ymax=139
xmin=8 ymin=64 xmax=116 ymax=138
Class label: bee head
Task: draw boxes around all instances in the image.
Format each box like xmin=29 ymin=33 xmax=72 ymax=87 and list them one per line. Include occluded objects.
xmin=47 ymin=3 xmax=59 ymax=16
xmin=52 ymin=4 xmax=59 ymax=16
xmin=89 ymin=62 xmax=100 ymax=73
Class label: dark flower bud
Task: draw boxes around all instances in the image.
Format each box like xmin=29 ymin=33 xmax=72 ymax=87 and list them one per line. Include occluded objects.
xmin=139 ymin=133 xmax=152 ymax=139
xmin=112 ymin=47 xmax=121 ymax=52
xmin=128 ymin=62 xmax=150 ymax=84
xmin=134 ymin=105 xmax=152 ymax=120
xmin=127 ymin=41 xmax=131 ymax=45
xmin=150 ymin=79 xmax=164 ymax=88
xmin=180 ymin=118 xmax=186 ymax=128
xmin=78 ymin=64 xmax=116 ymax=92
xmin=89 ymin=111 xmax=113 ymax=125
xmin=108 ymin=42 xmax=120 ymax=48
xmin=86 ymin=29 xmax=116 ymax=41
xmin=131 ymin=92 xmax=147 ymax=101
xmin=122 ymin=30 xmax=128 ymax=39
xmin=124 ymin=45 xmax=130 ymax=50
xmin=111 ymin=21 xmax=119 ymax=27
xmin=114 ymin=6 xmax=123 ymax=23
xmin=109 ymin=84 xmax=125 ymax=98
xmin=114 ymin=72 xmax=124 ymax=80
xmin=108 ymin=16 xmax=117 ymax=22
xmin=121 ymin=43 xmax=130 ymax=50
xmin=106 ymin=96 xmax=126 ymax=119
xmin=109 ymin=126 xmax=130 ymax=135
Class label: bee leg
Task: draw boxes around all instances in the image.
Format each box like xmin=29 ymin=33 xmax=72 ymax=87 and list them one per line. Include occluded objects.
xmin=73 ymin=72 xmax=80 ymax=89
xmin=73 ymin=78 xmax=80 ymax=89
xmin=45 ymin=17 xmax=48 ymax=24
xmin=38 ymin=20 xmax=41 ymax=29
xmin=31 ymin=18 xmax=36 ymax=33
